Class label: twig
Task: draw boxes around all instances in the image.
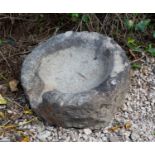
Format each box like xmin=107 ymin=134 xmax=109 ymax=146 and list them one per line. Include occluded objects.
xmin=128 ymin=49 xmax=137 ymax=60
xmin=130 ymin=55 xmax=145 ymax=63
xmin=17 ymin=117 xmax=37 ymax=126
xmin=115 ymin=14 xmax=125 ymax=30
xmin=5 ymin=97 xmax=24 ymax=109
xmin=0 ymin=51 xmax=31 ymax=63
xmin=0 ymin=117 xmax=37 ymax=129
xmin=0 ymin=16 xmax=36 ymax=22
xmin=0 ymin=50 xmax=12 ymax=72
xmin=76 ymin=20 xmax=83 ymax=32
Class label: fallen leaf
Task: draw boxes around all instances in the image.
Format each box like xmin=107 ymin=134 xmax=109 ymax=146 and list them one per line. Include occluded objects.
xmin=18 ymin=117 xmax=37 ymax=126
xmin=21 ymin=136 xmax=30 ymax=142
xmin=0 ymin=94 xmax=7 ymax=105
xmin=135 ymin=19 xmax=151 ymax=32
xmin=24 ymin=109 xmax=33 ymax=115
xmin=0 ymin=124 xmax=17 ymax=130
xmin=17 ymin=130 xmax=24 ymax=134
xmin=0 ymin=84 xmax=7 ymax=95
xmin=0 ymin=131 xmax=3 ymax=136
xmin=9 ymin=79 xmax=19 ymax=92
xmin=23 ymin=105 xmax=33 ymax=115
xmin=124 ymin=122 xmax=132 ymax=129
xmin=108 ymin=125 xmax=121 ymax=132
xmin=0 ymin=112 xmax=5 ymax=119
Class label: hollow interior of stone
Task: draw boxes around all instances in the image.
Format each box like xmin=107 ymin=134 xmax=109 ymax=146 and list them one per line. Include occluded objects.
xmin=38 ymin=46 xmax=107 ymax=93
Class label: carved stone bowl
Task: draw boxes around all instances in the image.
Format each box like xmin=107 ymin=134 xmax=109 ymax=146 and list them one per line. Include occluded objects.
xmin=21 ymin=31 xmax=130 ymax=129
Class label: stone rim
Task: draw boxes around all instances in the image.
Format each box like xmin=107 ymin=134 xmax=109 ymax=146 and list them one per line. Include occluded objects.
xmin=21 ymin=31 xmax=114 ymax=103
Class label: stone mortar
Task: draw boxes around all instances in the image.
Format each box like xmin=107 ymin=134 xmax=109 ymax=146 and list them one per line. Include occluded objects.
xmin=21 ymin=31 xmax=130 ymax=129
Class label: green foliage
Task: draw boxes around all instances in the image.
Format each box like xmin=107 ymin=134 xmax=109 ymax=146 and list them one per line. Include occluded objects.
xmin=5 ymin=37 xmax=16 ymax=47
xmin=146 ymin=44 xmax=155 ymax=57
xmin=68 ymin=13 xmax=89 ymax=23
xmin=0 ymin=37 xmax=16 ymax=47
xmin=127 ymin=37 xmax=136 ymax=45
xmin=68 ymin=13 xmax=80 ymax=21
xmin=127 ymin=37 xmax=155 ymax=57
xmin=135 ymin=19 xmax=151 ymax=32
xmin=70 ymin=13 xmax=80 ymax=18
xmin=125 ymin=19 xmax=134 ymax=30
xmin=127 ymin=37 xmax=142 ymax=53
xmin=82 ymin=15 xmax=89 ymax=23
xmin=125 ymin=19 xmax=151 ymax=32
xmin=131 ymin=63 xmax=141 ymax=70
xmin=0 ymin=38 xmax=3 ymax=46
xmin=153 ymin=31 xmax=155 ymax=38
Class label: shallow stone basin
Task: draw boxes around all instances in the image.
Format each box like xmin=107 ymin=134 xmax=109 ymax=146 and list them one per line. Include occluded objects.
xmin=39 ymin=46 xmax=107 ymax=93
xmin=21 ymin=31 xmax=130 ymax=129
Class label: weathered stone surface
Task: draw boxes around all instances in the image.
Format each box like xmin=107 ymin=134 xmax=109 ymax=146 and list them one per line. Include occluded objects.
xmin=21 ymin=31 xmax=130 ymax=129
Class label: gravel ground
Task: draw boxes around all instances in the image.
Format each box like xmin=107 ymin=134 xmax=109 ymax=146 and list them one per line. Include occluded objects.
xmin=0 ymin=56 xmax=155 ymax=142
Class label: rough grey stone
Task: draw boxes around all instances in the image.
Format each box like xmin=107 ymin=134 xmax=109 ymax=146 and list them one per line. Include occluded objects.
xmin=0 ymin=137 xmax=11 ymax=142
xmin=109 ymin=135 xmax=120 ymax=142
xmin=130 ymin=131 xmax=140 ymax=141
xmin=21 ymin=31 xmax=130 ymax=129
xmin=83 ymin=128 xmax=92 ymax=135
xmin=152 ymin=66 xmax=155 ymax=74
xmin=37 ymin=130 xmax=51 ymax=141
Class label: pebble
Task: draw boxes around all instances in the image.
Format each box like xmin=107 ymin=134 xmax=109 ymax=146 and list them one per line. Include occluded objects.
xmin=101 ymin=136 xmax=108 ymax=141
xmin=83 ymin=128 xmax=92 ymax=135
xmin=152 ymin=66 xmax=155 ymax=74
xmin=0 ymin=137 xmax=11 ymax=142
xmin=124 ymin=131 xmax=131 ymax=140
xmin=142 ymin=66 xmax=148 ymax=75
xmin=130 ymin=132 xmax=140 ymax=141
xmin=37 ymin=130 xmax=51 ymax=141
xmin=109 ymin=136 xmax=120 ymax=142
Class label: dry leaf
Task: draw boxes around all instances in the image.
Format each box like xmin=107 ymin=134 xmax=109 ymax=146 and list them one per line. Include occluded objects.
xmin=17 ymin=130 xmax=24 ymax=135
xmin=0 ymin=112 xmax=5 ymax=119
xmin=0 ymin=84 xmax=7 ymax=95
xmin=21 ymin=136 xmax=30 ymax=142
xmin=124 ymin=122 xmax=132 ymax=129
xmin=0 ymin=131 xmax=4 ymax=136
xmin=4 ymin=124 xmax=17 ymax=129
xmin=108 ymin=125 xmax=121 ymax=132
xmin=0 ymin=94 xmax=7 ymax=105
xmin=9 ymin=79 xmax=19 ymax=92
xmin=18 ymin=117 xmax=37 ymax=126
xmin=24 ymin=109 xmax=33 ymax=115
xmin=23 ymin=105 xmax=33 ymax=115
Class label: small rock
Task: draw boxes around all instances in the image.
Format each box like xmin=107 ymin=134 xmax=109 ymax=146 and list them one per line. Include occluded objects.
xmin=101 ymin=136 xmax=108 ymax=141
xmin=82 ymin=134 xmax=89 ymax=141
xmin=0 ymin=137 xmax=10 ymax=142
xmin=109 ymin=135 xmax=120 ymax=142
xmin=130 ymin=132 xmax=140 ymax=141
xmin=9 ymin=79 xmax=19 ymax=92
xmin=149 ymin=90 xmax=155 ymax=99
xmin=150 ymin=58 xmax=155 ymax=64
xmin=83 ymin=128 xmax=92 ymax=135
xmin=37 ymin=130 xmax=51 ymax=141
xmin=152 ymin=66 xmax=155 ymax=74
xmin=111 ymin=79 xmax=117 ymax=85
xmin=0 ymin=84 xmax=7 ymax=95
xmin=142 ymin=66 xmax=148 ymax=75
xmin=7 ymin=110 xmax=13 ymax=114
xmin=124 ymin=131 xmax=131 ymax=140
